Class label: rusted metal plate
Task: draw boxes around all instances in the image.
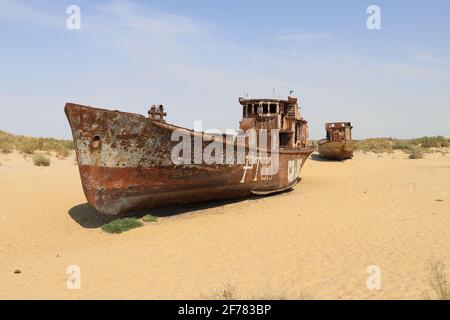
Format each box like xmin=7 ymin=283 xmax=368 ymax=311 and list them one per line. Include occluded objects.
xmin=65 ymin=98 xmax=314 ymax=215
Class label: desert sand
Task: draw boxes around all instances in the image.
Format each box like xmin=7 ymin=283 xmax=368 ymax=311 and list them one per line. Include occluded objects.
xmin=1 ymin=150 xmax=449 ymax=299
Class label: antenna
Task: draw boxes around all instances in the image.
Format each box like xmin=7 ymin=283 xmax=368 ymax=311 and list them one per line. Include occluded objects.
xmin=248 ymin=85 xmax=253 ymax=99
xmin=283 ymin=86 xmax=295 ymax=96
xmin=271 ymin=88 xmax=283 ymax=99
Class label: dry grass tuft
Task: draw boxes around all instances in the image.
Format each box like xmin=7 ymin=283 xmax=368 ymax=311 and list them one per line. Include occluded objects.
xmin=208 ymin=284 xmax=238 ymax=300
xmin=408 ymin=146 xmax=424 ymax=159
xmin=355 ymin=138 xmax=393 ymax=153
xmin=205 ymin=284 xmax=310 ymax=300
xmin=143 ymin=214 xmax=158 ymax=223
xmin=428 ymin=258 xmax=450 ymax=300
xmin=32 ymin=153 xmax=51 ymax=167
xmin=412 ymin=136 xmax=449 ymax=148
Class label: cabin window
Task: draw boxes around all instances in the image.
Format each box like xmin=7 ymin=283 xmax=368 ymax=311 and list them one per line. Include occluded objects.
xmin=262 ymin=104 xmax=269 ymax=114
xmin=269 ymin=103 xmax=277 ymax=113
xmin=254 ymin=104 xmax=258 ymax=113
xmin=247 ymin=104 xmax=253 ymax=114
xmin=257 ymin=104 xmax=263 ymax=114
xmin=279 ymin=132 xmax=291 ymax=147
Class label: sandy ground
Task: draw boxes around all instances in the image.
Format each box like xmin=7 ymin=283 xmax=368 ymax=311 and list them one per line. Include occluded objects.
xmin=1 ymin=150 xmax=450 ymax=300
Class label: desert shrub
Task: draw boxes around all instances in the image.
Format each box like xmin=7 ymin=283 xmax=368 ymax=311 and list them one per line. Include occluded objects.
xmin=0 ymin=130 xmax=8 ymax=138
xmin=209 ymin=284 xmax=237 ymax=300
xmin=206 ymin=284 xmax=308 ymax=300
xmin=57 ymin=148 xmax=70 ymax=159
xmin=412 ymin=136 xmax=449 ymax=148
xmin=429 ymin=259 xmax=450 ymax=300
xmin=143 ymin=214 xmax=158 ymax=223
xmin=62 ymin=140 xmax=74 ymax=150
xmin=392 ymin=139 xmax=414 ymax=151
xmin=392 ymin=140 xmax=426 ymax=158
xmin=32 ymin=153 xmax=51 ymax=166
xmin=356 ymin=137 xmax=448 ymax=156
xmin=16 ymin=138 xmax=40 ymax=154
xmin=55 ymin=145 xmax=71 ymax=158
xmin=0 ymin=130 xmax=73 ymax=155
xmin=40 ymin=138 xmax=72 ymax=153
xmin=101 ymin=218 xmax=143 ymax=234
xmin=355 ymin=138 xmax=393 ymax=153
xmin=0 ymin=136 xmax=14 ymax=154
xmin=408 ymin=146 xmax=424 ymax=159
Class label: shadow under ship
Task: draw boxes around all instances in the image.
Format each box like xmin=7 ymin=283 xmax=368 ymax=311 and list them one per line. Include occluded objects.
xmin=65 ymin=96 xmax=314 ymax=215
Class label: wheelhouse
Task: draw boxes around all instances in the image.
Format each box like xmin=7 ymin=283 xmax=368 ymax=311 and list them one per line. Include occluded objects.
xmin=238 ymin=96 xmax=309 ymax=148
xmin=325 ymin=122 xmax=353 ymax=142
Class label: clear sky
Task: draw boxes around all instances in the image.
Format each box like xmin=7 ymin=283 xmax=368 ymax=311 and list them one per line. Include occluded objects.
xmin=1 ymin=0 xmax=449 ymax=139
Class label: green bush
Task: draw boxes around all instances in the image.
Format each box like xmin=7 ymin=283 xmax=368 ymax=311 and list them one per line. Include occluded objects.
xmin=102 ymin=218 xmax=143 ymax=234
xmin=143 ymin=214 xmax=158 ymax=223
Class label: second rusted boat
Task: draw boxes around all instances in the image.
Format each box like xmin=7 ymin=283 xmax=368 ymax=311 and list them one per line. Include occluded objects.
xmin=65 ymin=96 xmax=314 ymax=215
xmin=318 ymin=122 xmax=355 ymax=160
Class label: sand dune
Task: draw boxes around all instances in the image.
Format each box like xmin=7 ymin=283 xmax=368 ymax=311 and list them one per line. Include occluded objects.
xmin=1 ymin=150 xmax=450 ymax=299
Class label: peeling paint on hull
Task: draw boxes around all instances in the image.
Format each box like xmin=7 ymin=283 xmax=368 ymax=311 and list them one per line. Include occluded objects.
xmin=65 ymin=103 xmax=314 ymax=215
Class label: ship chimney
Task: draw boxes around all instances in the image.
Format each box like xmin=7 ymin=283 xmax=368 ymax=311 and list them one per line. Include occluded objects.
xmin=148 ymin=104 xmax=167 ymax=122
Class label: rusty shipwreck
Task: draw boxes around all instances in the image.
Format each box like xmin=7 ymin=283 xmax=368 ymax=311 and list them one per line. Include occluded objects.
xmin=318 ymin=122 xmax=355 ymax=160
xmin=65 ymin=96 xmax=314 ymax=215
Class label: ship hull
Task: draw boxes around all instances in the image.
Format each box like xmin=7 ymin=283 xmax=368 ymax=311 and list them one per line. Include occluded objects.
xmin=318 ymin=139 xmax=355 ymax=160
xmin=65 ymin=103 xmax=314 ymax=215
